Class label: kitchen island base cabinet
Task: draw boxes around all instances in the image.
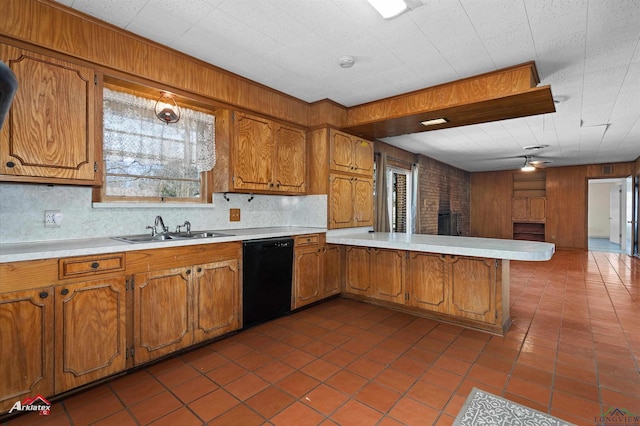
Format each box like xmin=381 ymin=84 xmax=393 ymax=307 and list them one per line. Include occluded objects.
xmin=0 ymin=288 xmax=54 ymax=413
xmin=344 ymin=248 xmax=510 ymax=336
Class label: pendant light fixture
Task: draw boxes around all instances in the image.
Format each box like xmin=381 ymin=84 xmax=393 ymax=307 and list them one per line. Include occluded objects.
xmin=155 ymin=92 xmax=181 ymax=124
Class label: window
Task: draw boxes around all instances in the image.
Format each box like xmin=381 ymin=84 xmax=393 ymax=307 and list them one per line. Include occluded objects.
xmin=387 ymin=166 xmax=412 ymax=233
xmin=102 ymin=88 xmax=215 ymax=202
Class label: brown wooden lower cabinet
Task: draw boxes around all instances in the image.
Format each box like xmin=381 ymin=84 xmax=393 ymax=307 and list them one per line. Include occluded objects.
xmin=0 ymin=287 xmax=54 ymax=412
xmin=407 ymin=253 xmax=448 ymax=313
xmin=293 ymin=234 xmax=343 ymax=310
xmin=133 ymin=267 xmax=192 ymax=365
xmin=323 ymin=245 xmax=343 ymax=297
xmin=134 ymin=259 xmax=241 ymax=365
xmin=55 ymin=278 xmax=127 ymax=393
xmin=0 ymin=242 xmax=242 ymax=412
xmin=345 ymin=247 xmax=507 ymax=335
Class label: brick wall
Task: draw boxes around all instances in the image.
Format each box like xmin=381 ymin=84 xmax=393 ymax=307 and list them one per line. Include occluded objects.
xmin=417 ymin=155 xmax=470 ymax=235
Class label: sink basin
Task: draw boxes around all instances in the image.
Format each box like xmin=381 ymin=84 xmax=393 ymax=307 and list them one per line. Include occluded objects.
xmin=113 ymin=231 xmax=233 ymax=244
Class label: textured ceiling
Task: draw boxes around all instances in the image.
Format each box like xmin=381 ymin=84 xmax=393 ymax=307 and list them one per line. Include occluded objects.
xmin=56 ymin=0 xmax=640 ymax=172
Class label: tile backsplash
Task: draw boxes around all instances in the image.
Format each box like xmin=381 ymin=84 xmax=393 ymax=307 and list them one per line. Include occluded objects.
xmin=0 ymin=184 xmax=327 ymax=243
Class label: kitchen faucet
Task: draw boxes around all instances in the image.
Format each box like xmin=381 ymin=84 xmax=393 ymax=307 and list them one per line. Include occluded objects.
xmin=154 ymin=215 xmax=169 ymax=234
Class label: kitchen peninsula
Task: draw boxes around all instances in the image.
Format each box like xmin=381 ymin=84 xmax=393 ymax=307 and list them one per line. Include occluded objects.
xmin=327 ymin=229 xmax=555 ymax=336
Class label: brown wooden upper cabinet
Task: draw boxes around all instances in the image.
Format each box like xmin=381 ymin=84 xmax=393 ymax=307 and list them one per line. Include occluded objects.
xmin=512 ymin=197 xmax=546 ymax=222
xmin=231 ymin=112 xmax=306 ymax=194
xmin=329 ymin=129 xmax=374 ymax=176
xmin=0 ymin=44 xmax=98 ymax=185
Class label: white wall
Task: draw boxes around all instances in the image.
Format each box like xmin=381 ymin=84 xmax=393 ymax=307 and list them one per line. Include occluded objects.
xmin=588 ymin=182 xmax=613 ymax=238
xmin=0 ymin=184 xmax=327 ymax=244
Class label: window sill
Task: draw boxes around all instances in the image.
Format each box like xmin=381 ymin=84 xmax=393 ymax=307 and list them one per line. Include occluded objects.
xmin=92 ymin=202 xmax=215 ymax=209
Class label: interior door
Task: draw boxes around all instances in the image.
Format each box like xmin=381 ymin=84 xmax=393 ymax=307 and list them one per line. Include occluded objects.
xmin=610 ymin=184 xmax=621 ymax=244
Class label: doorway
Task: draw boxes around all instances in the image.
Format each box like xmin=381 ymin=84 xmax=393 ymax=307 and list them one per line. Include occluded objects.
xmin=587 ymin=177 xmax=631 ymax=254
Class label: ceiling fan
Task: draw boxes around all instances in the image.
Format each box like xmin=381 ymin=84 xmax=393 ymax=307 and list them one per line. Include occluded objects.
xmin=521 ymin=155 xmax=552 ymax=171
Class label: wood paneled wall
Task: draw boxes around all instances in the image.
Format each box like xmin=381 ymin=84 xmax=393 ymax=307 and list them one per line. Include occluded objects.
xmin=470 ymin=171 xmax=512 ymax=239
xmin=0 ymin=0 xmax=310 ymax=127
xmin=470 ymin=161 xmax=636 ymax=249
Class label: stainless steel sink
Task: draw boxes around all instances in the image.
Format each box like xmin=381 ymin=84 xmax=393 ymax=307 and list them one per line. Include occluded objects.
xmin=113 ymin=231 xmax=232 ymax=244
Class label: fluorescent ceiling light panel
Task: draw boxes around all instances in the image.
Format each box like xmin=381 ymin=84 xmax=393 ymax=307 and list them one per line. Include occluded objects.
xmin=420 ymin=118 xmax=448 ymax=126
xmin=366 ymin=0 xmax=407 ymax=19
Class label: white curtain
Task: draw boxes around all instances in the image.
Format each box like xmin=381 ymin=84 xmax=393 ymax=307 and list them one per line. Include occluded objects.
xmin=411 ymin=162 xmax=420 ymax=234
xmin=103 ymin=88 xmax=216 ymax=173
xmin=375 ymin=153 xmax=391 ymax=232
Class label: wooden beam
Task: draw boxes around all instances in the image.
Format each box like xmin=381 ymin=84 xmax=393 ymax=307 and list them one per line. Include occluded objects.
xmin=343 ymin=62 xmax=555 ymax=139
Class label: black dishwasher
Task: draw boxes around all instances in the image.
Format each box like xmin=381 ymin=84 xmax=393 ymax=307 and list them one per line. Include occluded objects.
xmin=242 ymin=237 xmax=294 ymax=328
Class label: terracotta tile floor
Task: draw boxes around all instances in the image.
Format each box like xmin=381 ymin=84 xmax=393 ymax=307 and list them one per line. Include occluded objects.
xmin=4 ymin=250 xmax=639 ymax=425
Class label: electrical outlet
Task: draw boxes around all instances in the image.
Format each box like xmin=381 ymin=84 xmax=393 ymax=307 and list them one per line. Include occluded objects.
xmin=230 ymin=208 xmax=241 ymax=222
xmin=45 ymin=210 xmax=62 ymax=228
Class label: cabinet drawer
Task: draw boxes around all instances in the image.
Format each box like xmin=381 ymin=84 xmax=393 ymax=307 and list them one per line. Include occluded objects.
xmin=59 ymin=253 xmax=126 ymax=279
xmin=295 ymin=234 xmax=320 ymax=247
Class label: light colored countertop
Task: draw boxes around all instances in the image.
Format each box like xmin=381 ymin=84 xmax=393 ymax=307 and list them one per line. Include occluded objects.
xmin=0 ymin=227 xmax=326 ymax=263
xmin=326 ymin=231 xmax=555 ymax=261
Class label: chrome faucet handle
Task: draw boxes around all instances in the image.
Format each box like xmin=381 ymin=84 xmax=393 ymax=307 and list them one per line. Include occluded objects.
xmin=146 ymin=225 xmax=157 ymax=236
xmin=176 ymin=221 xmax=191 ymax=233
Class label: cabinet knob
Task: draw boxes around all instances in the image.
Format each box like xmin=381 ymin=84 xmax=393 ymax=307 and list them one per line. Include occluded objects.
xmin=60 ymin=288 xmax=69 ymax=295
xmin=90 ymin=262 xmax=100 ymax=269
xmin=186 ymin=269 xmax=191 ymax=274
xmin=39 ymin=291 xmax=49 ymax=299
xmin=197 ymin=267 xmax=202 ymax=273
xmin=6 ymin=161 xmax=15 ymax=168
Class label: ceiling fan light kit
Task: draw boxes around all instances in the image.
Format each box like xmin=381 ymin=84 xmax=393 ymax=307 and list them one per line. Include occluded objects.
xmin=366 ymin=0 xmax=407 ymax=19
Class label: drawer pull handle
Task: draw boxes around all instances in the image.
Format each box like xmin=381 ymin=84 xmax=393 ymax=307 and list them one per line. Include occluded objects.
xmin=91 ymin=262 xmax=100 ymax=269
xmin=60 ymin=289 xmax=69 ymax=295
xmin=39 ymin=291 xmax=48 ymax=299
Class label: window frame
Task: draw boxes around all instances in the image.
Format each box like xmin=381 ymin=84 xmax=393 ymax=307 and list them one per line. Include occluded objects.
xmin=94 ymin=80 xmax=217 ymax=204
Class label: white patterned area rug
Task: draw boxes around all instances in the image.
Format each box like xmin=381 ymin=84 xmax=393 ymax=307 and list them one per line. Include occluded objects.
xmin=454 ymin=388 xmax=576 ymax=426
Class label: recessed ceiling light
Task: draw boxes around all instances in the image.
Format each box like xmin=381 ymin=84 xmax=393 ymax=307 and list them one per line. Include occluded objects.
xmin=420 ymin=118 xmax=448 ymax=126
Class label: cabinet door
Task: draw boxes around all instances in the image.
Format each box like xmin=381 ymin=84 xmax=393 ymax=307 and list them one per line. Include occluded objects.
xmin=324 ymin=245 xmax=343 ymax=297
xmin=274 ymin=124 xmax=306 ymax=193
xmin=448 ymin=257 xmax=497 ymax=324
xmin=193 ymin=260 xmax=240 ymax=344
xmin=353 ymin=177 xmax=374 ymax=227
xmin=0 ymin=288 xmax=54 ymax=412
xmin=293 ymin=245 xmax=323 ymax=309
xmin=407 ymin=253 xmax=448 ymax=313
xmin=528 ymin=197 xmax=546 ymax=221
xmin=133 ymin=268 xmax=192 ymax=365
xmin=344 ymin=247 xmax=372 ymax=295
xmin=54 ymin=278 xmax=127 ymax=393
xmin=371 ymin=249 xmax=405 ymax=303
xmin=232 ymin=113 xmax=274 ymax=191
xmin=511 ymin=198 xmax=528 ymax=221
xmin=329 ymin=174 xmax=355 ymax=228
xmin=352 ymin=138 xmax=374 ymax=175
xmin=0 ymin=44 xmax=96 ymax=182
xmin=329 ymin=130 xmax=355 ymax=173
